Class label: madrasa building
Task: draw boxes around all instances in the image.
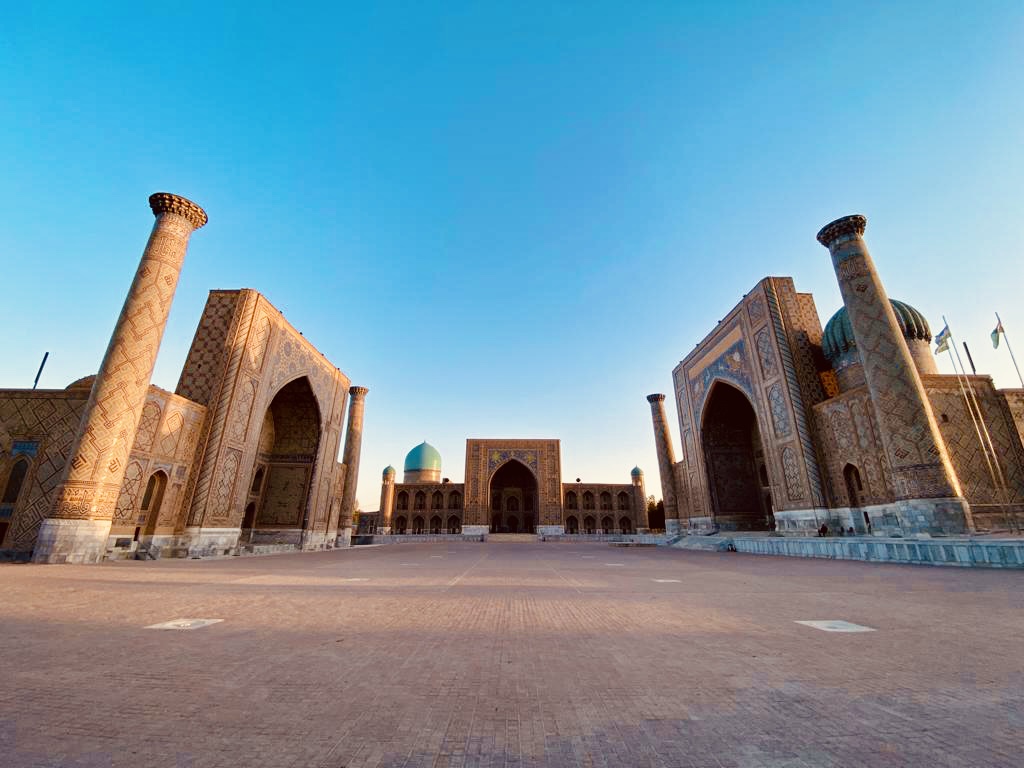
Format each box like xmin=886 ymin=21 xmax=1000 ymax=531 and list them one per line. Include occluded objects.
xmin=0 ymin=194 xmax=369 ymax=563
xmin=363 ymin=439 xmax=650 ymax=537
xmin=647 ymin=214 xmax=1024 ymax=537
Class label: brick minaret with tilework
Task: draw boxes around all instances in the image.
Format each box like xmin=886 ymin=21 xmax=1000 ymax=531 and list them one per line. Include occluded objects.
xmin=377 ymin=465 xmax=396 ymax=534
xmin=337 ymin=386 xmax=367 ymax=546
xmin=817 ymin=215 xmax=972 ymax=533
xmin=34 ymin=193 xmax=207 ymax=563
xmin=631 ymin=466 xmax=650 ymax=532
xmin=647 ymin=394 xmax=681 ymax=535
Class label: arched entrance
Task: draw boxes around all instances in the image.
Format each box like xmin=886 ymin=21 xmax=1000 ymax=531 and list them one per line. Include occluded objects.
xmin=488 ymin=460 xmax=538 ymax=533
xmin=241 ymin=502 xmax=257 ymax=544
xmin=1 ymin=458 xmax=30 ymax=546
xmin=844 ymin=463 xmax=869 ymax=531
xmin=140 ymin=470 xmax=168 ymax=537
xmin=252 ymin=377 xmax=322 ymax=543
xmin=701 ymin=382 xmax=773 ymax=531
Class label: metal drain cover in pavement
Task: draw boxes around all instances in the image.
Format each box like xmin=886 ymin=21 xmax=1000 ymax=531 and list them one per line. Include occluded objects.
xmin=145 ymin=619 xmax=223 ymax=631
xmin=795 ymin=620 xmax=875 ymax=633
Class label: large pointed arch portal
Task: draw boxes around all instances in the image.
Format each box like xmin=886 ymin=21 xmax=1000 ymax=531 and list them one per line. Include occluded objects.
xmin=701 ymin=382 xmax=773 ymax=531
xmin=488 ymin=460 xmax=538 ymax=534
xmin=251 ymin=376 xmax=322 ymax=543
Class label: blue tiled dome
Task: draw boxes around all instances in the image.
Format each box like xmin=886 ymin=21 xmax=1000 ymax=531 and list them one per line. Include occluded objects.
xmin=630 ymin=466 xmax=643 ymax=477
xmin=383 ymin=465 xmax=396 ymax=478
xmin=403 ymin=442 xmax=442 ymax=473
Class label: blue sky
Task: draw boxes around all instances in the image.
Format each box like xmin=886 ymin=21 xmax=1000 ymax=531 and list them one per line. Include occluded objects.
xmin=3 ymin=2 xmax=1023 ymax=510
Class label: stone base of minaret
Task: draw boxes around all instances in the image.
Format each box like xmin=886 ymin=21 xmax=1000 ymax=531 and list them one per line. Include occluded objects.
xmin=665 ymin=519 xmax=683 ymax=537
xmin=335 ymin=527 xmax=353 ymax=548
xmin=32 ymin=518 xmax=113 ymax=564
xmin=873 ymin=498 xmax=970 ymax=535
xmin=376 ymin=526 xmax=392 ymax=535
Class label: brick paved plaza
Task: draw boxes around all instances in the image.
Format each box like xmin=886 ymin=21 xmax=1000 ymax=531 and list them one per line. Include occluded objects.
xmin=2 ymin=543 xmax=1022 ymax=768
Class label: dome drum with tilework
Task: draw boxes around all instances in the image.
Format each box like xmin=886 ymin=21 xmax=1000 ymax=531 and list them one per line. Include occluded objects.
xmin=822 ymin=299 xmax=936 ymax=386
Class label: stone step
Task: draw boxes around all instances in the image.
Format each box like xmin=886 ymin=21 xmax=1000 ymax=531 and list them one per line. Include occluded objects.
xmin=487 ymin=533 xmax=537 ymax=543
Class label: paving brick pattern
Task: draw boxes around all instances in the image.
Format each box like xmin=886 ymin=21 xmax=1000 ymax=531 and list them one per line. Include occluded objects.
xmin=2 ymin=543 xmax=1023 ymax=767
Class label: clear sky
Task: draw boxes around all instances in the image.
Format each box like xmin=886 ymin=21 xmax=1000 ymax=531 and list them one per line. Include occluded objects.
xmin=3 ymin=2 xmax=1023 ymax=511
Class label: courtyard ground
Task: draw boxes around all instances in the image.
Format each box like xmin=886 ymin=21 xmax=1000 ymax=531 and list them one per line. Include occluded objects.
xmin=1 ymin=542 xmax=1022 ymax=768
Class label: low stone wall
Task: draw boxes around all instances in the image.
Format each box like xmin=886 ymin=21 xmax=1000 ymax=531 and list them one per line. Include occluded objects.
xmin=358 ymin=532 xmax=668 ymax=545
xmin=365 ymin=533 xmax=486 ymax=545
xmin=730 ymin=535 xmax=1024 ymax=568
xmin=540 ymin=533 xmax=667 ymax=545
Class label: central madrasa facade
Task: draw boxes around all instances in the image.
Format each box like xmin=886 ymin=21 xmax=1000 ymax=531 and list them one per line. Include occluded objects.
xmin=362 ymin=440 xmax=649 ymax=537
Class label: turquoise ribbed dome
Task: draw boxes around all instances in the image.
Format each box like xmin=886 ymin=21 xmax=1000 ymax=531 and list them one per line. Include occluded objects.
xmin=630 ymin=466 xmax=643 ymax=477
xmin=822 ymin=299 xmax=932 ymax=363
xmin=404 ymin=442 xmax=442 ymax=472
xmin=383 ymin=465 xmax=396 ymax=478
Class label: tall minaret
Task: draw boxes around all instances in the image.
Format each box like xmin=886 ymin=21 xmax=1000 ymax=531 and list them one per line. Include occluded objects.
xmin=817 ymin=215 xmax=971 ymax=533
xmin=337 ymin=386 xmax=368 ymax=546
xmin=646 ymin=394 xmax=681 ymax=535
xmin=34 ymin=193 xmax=207 ymax=563
xmin=378 ymin=465 xmax=396 ymax=534
xmin=630 ymin=466 xmax=649 ymax=532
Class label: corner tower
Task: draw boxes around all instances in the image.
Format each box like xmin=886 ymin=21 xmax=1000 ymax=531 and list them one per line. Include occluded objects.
xmin=817 ymin=214 xmax=971 ymax=533
xmin=34 ymin=193 xmax=207 ymax=563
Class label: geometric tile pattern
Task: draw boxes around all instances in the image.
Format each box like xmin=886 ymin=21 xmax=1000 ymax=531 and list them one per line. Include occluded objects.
xmin=823 ymin=222 xmax=960 ymax=502
xmin=49 ymin=208 xmax=202 ymax=523
xmin=0 ymin=393 xmax=87 ymax=549
xmin=926 ymin=378 xmax=1024 ymax=520
xmin=646 ymin=395 xmax=680 ymax=522
xmin=181 ymin=290 xmax=351 ymax=543
xmin=338 ymin=387 xmax=368 ymax=532
xmin=464 ymin=439 xmax=563 ymax=528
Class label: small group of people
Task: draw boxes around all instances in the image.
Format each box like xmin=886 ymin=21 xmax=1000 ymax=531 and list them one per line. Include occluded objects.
xmin=817 ymin=523 xmax=858 ymax=537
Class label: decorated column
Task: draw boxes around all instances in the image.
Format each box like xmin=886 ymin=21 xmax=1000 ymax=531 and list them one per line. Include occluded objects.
xmin=34 ymin=193 xmax=207 ymax=563
xmin=647 ymin=394 xmax=681 ymax=535
xmin=817 ymin=214 xmax=971 ymax=533
xmin=337 ymin=386 xmax=368 ymax=546
xmin=378 ymin=465 xmax=396 ymax=534
xmin=631 ymin=466 xmax=649 ymax=532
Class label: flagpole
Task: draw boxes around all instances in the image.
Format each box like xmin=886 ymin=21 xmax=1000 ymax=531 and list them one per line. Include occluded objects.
xmin=996 ymin=312 xmax=1024 ymax=388
xmin=945 ymin=317 xmax=1017 ymax=533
